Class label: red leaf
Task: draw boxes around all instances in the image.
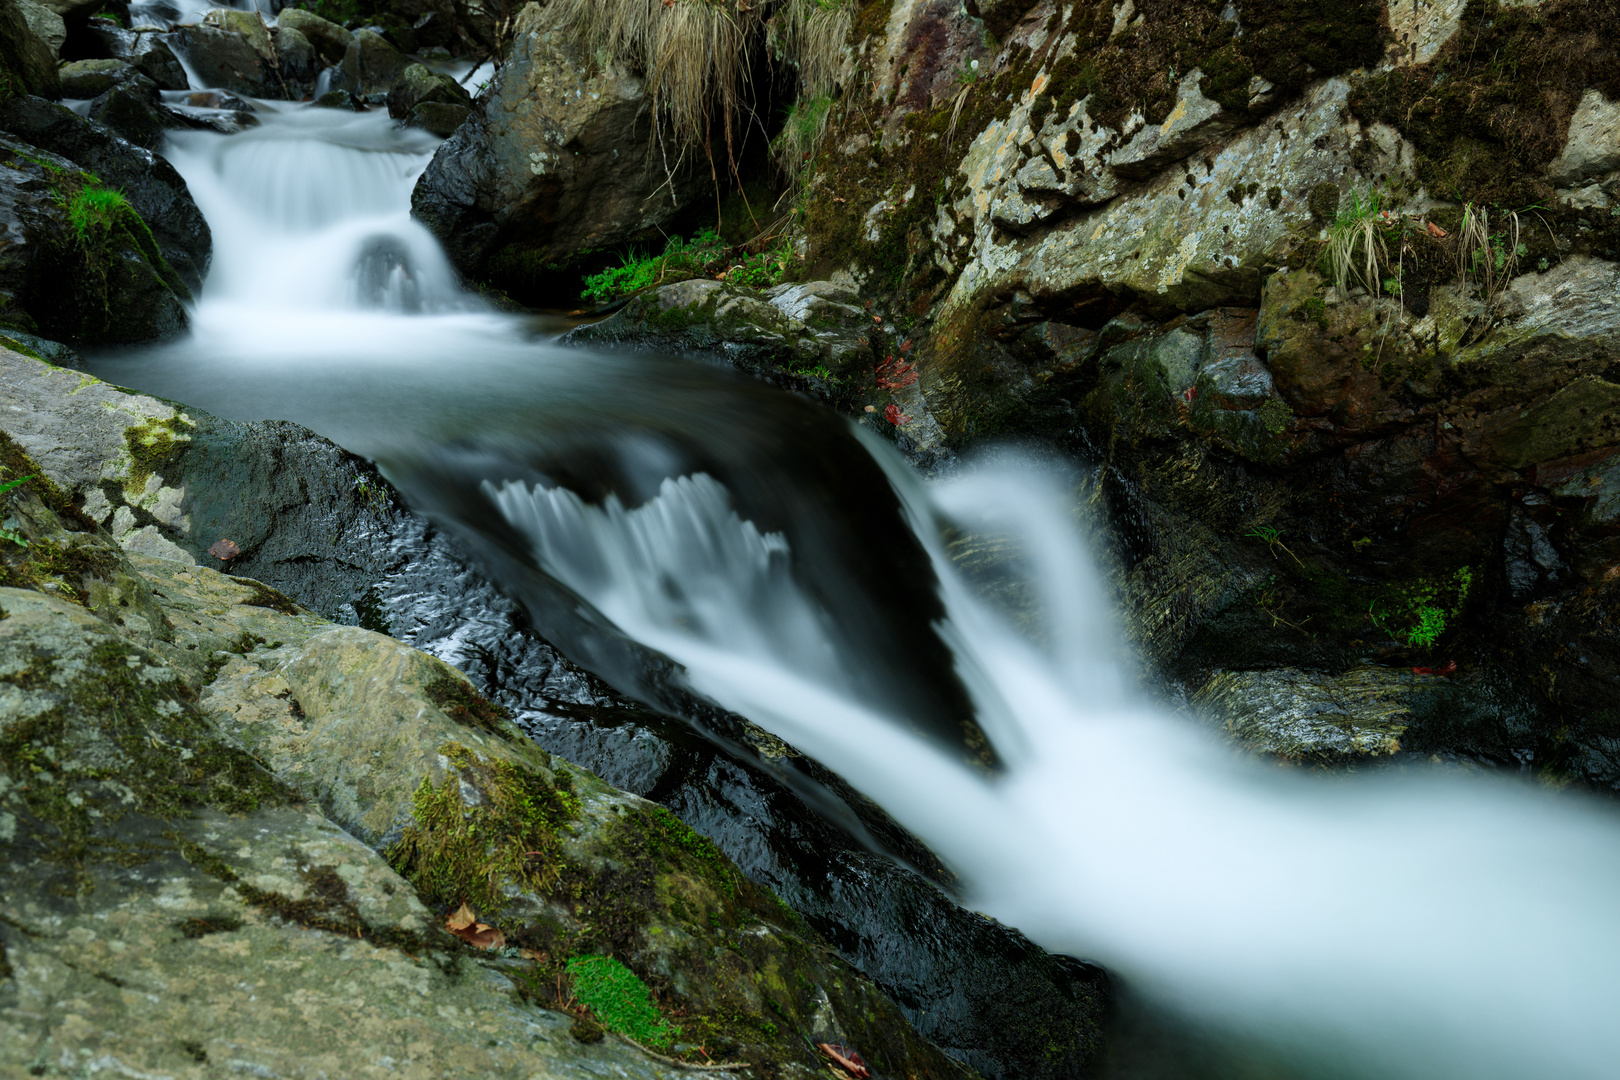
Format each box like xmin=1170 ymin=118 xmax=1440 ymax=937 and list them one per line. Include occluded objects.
xmin=875 ymin=356 xmax=918 ymax=390
xmin=1426 ymin=221 xmax=1447 ymax=238
xmin=1411 ymin=661 xmax=1457 ymax=677
xmin=885 ymin=404 xmax=912 ymax=426
xmin=817 ymin=1043 xmax=871 ymax=1079
xmin=1181 ymin=385 xmax=1197 ymax=403
xmin=208 ymin=538 xmax=241 ymax=561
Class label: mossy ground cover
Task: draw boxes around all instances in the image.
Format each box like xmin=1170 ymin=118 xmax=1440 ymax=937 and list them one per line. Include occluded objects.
xmin=1351 ymin=0 xmax=1620 ymax=209
xmin=387 ymin=742 xmax=581 ymax=915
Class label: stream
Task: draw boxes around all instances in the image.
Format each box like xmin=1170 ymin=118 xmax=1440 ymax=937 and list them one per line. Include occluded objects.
xmin=86 ymin=31 xmax=1620 ymax=1080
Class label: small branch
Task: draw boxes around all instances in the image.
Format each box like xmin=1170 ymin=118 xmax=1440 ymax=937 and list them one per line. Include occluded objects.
xmin=613 ymin=1033 xmax=751 ymax=1071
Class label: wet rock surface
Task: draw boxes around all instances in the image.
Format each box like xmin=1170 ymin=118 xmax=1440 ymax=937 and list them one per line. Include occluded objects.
xmin=0 ymin=94 xmax=211 ymax=297
xmin=0 ymin=133 xmax=189 ymax=343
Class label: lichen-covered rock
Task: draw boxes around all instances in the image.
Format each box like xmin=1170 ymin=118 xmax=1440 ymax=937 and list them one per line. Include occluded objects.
xmin=411 ymin=0 xmax=708 ymax=280
xmin=0 ymin=587 xmax=777 ymax=1080
xmin=1195 ymin=667 xmax=1419 ymax=761
xmin=386 ymin=61 xmax=471 ymax=121
xmin=0 ymin=349 xmax=403 ymax=618
xmin=57 ymin=57 xmax=137 ymax=98
xmin=276 ymin=7 xmax=355 ymax=68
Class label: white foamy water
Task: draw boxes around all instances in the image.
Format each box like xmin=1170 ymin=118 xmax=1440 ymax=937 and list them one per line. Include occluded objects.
xmin=102 ymin=49 xmax=1620 ymax=1079
xmin=489 ymin=453 xmax=1620 ymax=1080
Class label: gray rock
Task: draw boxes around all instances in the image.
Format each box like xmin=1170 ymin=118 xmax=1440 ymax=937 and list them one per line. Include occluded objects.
xmin=57 ymin=56 xmax=136 ymax=98
xmin=167 ymin=21 xmax=283 ymax=99
xmin=86 ymin=74 xmax=187 ymax=150
xmin=411 ymin=0 xmax=708 ymax=278
xmin=338 ymin=28 xmax=412 ymax=101
xmin=0 ymin=94 xmax=212 ymax=296
xmin=1548 ymin=88 xmax=1620 ymax=186
xmin=12 ymin=0 xmax=63 ymax=58
xmin=406 ymin=99 xmax=470 ymax=137
xmin=386 ymin=61 xmax=471 ymax=120
xmin=274 ymin=24 xmax=316 ymax=90
xmin=0 ymin=351 xmax=403 ymax=617
xmin=276 ymin=6 xmax=355 ymax=67
xmin=76 ymin=18 xmax=189 ymax=89
xmin=1107 ymin=69 xmax=1243 ymax=181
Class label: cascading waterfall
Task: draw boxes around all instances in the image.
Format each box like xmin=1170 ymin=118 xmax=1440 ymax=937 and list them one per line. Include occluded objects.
xmin=90 ymin=38 xmax=1620 ymax=1080
xmin=482 ymin=450 xmax=1620 ymax=1080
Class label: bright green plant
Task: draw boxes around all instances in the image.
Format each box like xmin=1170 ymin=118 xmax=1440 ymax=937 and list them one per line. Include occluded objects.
xmin=580 ymin=229 xmax=728 ymax=303
xmin=566 ymin=954 xmax=682 ymax=1049
xmin=1369 ymin=565 xmax=1473 ymax=649
xmin=66 ymin=186 xmax=133 ymax=240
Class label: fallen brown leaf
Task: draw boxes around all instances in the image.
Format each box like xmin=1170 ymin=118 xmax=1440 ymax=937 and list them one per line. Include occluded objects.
xmin=446 ymin=902 xmax=478 ymax=932
xmin=208 ymin=538 xmax=241 ymax=561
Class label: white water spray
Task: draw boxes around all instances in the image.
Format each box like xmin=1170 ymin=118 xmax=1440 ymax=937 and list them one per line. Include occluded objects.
xmin=488 ymin=455 xmax=1620 ymax=1080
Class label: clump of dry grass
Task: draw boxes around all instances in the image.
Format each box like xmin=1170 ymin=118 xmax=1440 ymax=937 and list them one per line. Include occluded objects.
xmin=550 ymin=0 xmax=849 ymax=162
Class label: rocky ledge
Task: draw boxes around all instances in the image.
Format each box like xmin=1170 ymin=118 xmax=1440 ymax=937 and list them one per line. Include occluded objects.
xmin=0 ymin=345 xmax=979 ymax=1078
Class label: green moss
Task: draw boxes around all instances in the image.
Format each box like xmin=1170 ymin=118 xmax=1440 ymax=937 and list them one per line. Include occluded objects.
xmin=423 ymin=675 xmax=511 ymax=734
xmin=1258 ymin=396 xmax=1292 ymax=435
xmin=0 ymin=638 xmax=293 ymax=882
xmin=123 ymin=415 xmax=194 ymax=495
xmin=386 ymin=742 xmax=580 ymax=915
xmin=1350 ymin=0 xmax=1620 ymax=207
xmin=566 ymin=954 xmax=683 ymax=1049
xmin=230 ymin=577 xmax=300 ymax=616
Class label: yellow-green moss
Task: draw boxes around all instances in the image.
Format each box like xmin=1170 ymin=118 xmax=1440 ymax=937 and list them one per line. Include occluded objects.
xmin=387 ymin=742 xmax=580 ymax=914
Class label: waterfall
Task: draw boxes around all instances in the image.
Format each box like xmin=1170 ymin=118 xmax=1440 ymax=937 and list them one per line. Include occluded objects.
xmin=88 ymin=36 xmax=1620 ymax=1080
xmin=482 ymin=445 xmax=1620 ymax=1080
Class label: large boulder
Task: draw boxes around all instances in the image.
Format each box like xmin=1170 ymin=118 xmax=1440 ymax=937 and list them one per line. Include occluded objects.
xmin=412 ymin=0 xmax=708 ymax=281
xmin=276 ymin=6 xmax=354 ymax=68
xmin=0 ymin=133 xmax=188 ymax=343
xmin=166 ymin=17 xmax=284 ymax=99
xmin=0 ymin=0 xmax=59 ymax=100
xmin=0 ymin=94 xmax=211 ymax=294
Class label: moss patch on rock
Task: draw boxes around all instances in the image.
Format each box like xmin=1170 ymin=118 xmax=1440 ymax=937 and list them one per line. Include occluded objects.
xmin=387 ymin=741 xmax=581 ymax=914
xmin=1351 ymin=0 xmax=1620 ymax=207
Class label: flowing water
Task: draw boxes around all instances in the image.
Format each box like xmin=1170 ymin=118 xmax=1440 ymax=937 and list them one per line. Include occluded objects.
xmin=87 ymin=50 xmax=1620 ymax=1080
